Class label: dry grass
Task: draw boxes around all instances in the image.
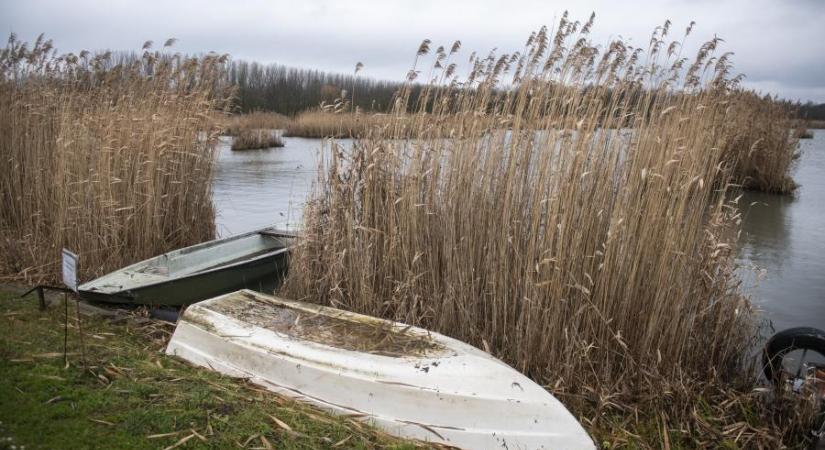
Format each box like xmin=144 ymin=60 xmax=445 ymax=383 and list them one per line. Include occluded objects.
xmin=231 ymin=129 xmax=285 ymax=150
xmin=723 ymin=92 xmax=800 ymax=193
xmin=284 ymin=110 xmax=400 ymax=138
xmin=222 ymin=111 xmax=292 ymax=136
xmin=793 ymin=126 xmax=814 ymax=139
xmin=283 ymin=15 xmax=815 ymax=447
xmin=284 ymin=109 xmax=496 ymax=139
xmin=0 ymin=35 xmax=232 ymax=283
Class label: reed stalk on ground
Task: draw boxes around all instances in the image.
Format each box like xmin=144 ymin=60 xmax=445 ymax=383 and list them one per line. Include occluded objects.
xmin=283 ymin=14 xmax=814 ymax=447
xmin=0 ymin=34 xmax=232 ymax=283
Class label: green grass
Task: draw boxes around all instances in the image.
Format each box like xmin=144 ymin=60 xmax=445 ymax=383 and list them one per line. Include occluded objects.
xmin=0 ymin=287 xmax=419 ymax=450
xmin=1 ymin=285 xmax=815 ymax=449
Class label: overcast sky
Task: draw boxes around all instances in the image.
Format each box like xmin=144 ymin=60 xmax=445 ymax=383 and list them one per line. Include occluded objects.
xmin=2 ymin=0 xmax=824 ymax=102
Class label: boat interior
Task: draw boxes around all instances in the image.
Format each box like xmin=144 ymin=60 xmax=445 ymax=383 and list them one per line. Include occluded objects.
xmin=79 ymin=229 xmax=293 ymax=294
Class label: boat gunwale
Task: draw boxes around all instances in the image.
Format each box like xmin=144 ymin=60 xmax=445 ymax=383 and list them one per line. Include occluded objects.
xmin=78 ymin=227 xmax=296 ymax=295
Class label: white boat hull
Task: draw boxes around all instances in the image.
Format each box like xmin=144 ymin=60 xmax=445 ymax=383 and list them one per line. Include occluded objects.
xmin=166 ymin=290 xmax=594 ymax=449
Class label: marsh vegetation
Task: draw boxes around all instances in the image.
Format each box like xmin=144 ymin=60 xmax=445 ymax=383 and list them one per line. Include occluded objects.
xmin=221 ymin=110 xmax=292 ymax=136
xmin=0 ymin=36 xmax=232 ymax=283
xmin=282 ymin=15 xmax=812 ymax=447
xmin=0 ymin=16 xmax=817 ymax=448
xmin=284 ymin=110 xmax=401 ymax=138
xmin=231 ymin=129 xmax=285 ymax=151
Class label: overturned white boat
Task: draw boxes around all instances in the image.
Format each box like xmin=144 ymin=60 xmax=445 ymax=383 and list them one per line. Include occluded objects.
xmin=166 ymin=290 xmax=594 ymax=449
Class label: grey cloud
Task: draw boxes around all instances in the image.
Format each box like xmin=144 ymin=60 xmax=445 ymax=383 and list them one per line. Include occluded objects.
xmin=1 ymin=0 xmax=823 ymax=102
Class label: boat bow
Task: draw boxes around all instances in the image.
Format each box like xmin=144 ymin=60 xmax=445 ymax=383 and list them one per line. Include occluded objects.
xmin=166 ymin=290 xmax=594 ymax=449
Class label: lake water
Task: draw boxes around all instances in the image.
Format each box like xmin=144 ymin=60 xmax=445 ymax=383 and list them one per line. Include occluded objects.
xmin=213 ymin=132 xmax=825 ymax=331
xmin=737 ymin=130 xmax=825 ymax=332
xmin=212 ymin=136 xmax=324 ymax=236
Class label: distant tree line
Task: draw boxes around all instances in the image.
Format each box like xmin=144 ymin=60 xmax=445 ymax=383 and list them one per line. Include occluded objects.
xmin=797 ymin=101 xmax=825 ymax=121
xmin=227 ymin=60 xmax=416 ymax=115
xmin=99 ymin=53 xmax=825 ymax=121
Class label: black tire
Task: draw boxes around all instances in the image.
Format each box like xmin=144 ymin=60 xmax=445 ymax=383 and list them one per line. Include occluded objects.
xmin=763 ymin=327 xmax=825 ymax=385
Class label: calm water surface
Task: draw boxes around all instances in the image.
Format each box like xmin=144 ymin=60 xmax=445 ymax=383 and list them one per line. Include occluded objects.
xmin=737 ymin=130 xmax=825 ymax=331
xmin=212 ymin=136 xmax=325 ymax=235
xmin=213 ymin=132 xmax=825 ymax=330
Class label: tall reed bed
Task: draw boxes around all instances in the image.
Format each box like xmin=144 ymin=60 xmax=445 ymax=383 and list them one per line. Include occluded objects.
xmin=284 ymin=109 xmax=491 ymax=138
xmin=0 ymin=35 xmax=232 ymax=283
xmin=792 ymin=124 xmax=814 ymax=139
xmin=284 ymin=110 xmax=397 ymax=138
xmin=807 ymin=119 xmax=825 ymax=129
xmin=284 ymin=16 xmax=811 ymax=446
xmin=724 ymin=92 xmax=800 ymax=193
xmin=222 ymin=111 xmax=292 ymax=136
xmin=231 ymin=129 xmax=285 ymax=151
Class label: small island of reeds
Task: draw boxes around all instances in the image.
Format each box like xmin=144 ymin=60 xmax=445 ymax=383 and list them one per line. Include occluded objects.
xmin=231 ymin=129 xmax=285 ymax=150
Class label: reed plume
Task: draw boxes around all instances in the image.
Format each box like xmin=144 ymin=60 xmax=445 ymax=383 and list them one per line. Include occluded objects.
xmin=0 ymin=35 xmax=232 ymax=283
xmin=283 ymin=16 xmax=810 ymax=446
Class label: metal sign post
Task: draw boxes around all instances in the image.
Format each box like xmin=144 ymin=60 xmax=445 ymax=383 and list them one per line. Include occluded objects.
xmin=60 ymin=249 xmax=84 ymax=367
xmin=20 ymin=250 xmax=79 ymax=310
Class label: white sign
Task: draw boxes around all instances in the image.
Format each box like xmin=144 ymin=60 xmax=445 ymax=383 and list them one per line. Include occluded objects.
xmin=62 ymin=249 xmax=79 ymax=292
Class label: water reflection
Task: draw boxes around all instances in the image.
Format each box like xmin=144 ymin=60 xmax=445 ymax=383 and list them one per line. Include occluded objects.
xmin=737 ymin=130 xmax=825 ymax=331
xmin=738 ymin=192 xmax=794 ymax=278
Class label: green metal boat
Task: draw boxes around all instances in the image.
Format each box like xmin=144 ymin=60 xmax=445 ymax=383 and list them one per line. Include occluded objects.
xmin=78 ymin=227 xmax=296 ymax=306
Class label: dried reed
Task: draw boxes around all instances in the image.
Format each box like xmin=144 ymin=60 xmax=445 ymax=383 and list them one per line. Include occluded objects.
xmin=723 ymin=92 xmax=800 ymax=193
xmin=0 ymin=34 xmax=232 ymax=283
xmin=793 ymin=126 xmax=814 ymax=139
xmin=222 ymin=111 xmax=292 ymax=136
xmin=231 ymin=129 xmax=285 ymax=150
xmin=284 ymin=110 xmax=402 ymax=138
xmin=283 ymin=15 xmax=813 ymax=446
